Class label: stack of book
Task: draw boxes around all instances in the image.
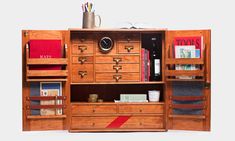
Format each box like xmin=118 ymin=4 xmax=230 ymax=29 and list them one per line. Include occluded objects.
xmin=174 ymin=36 xmax=203 ymax=79
xmin=141 ymin=48 xmax=150 ymax=81
xmin=114 ymin=94 xmax=148 ymax=102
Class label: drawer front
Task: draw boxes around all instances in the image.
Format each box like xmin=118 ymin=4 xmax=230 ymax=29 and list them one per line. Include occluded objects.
xmin=72 ymin=56 xmax=93 ymax=64
xmin=117 ymin=33 xmax=140 ymax=41
xmin=96 ymin=55 xmax=140 ymax=64
xmin=117 ymin=42 xmax=140 ymax=54
xmin=71 ymin=116 xmax=163 ymax=129
xmin=72 ymin=43 xmax=94 ymax=55
xmin=95 ymin=64 xmax=140 ymax=73
xmin=119 ymin=104 xmax=164 ymax=114
xmin=72 ymin=104 xmax=117 ymax=115
xmin=121 ymin=116 xmax=164 ymax=129
xmin=95 ymin=72 xmax=140 ymax=82
xmin=71 ymin=117 xmax=115 ymax=129
xmin=72 ymin=64 xmax=94 ymax=82
xmin=71 ymin=33 xmax=95 ymax=44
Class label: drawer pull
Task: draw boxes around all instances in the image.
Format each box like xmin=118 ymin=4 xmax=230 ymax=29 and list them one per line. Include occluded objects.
xmin=113 ymin=65 xmax=122 ymax=73
xmin=139 ymin=122 xmax=142 ymax=126
xmin=139 ymin=109 xmax=142 ymax=112
xmin=113 ymin=58 xmax=122 ymax=64
xmin=78 ymin=57 xmax=87 ymax=64
xmin=113 ymin=75 xmax=122 ymax=82
xmin=125 ymin=46 xmax=134 ymax=52
xmin=92 ymin=123 xmax=95 ymax=126
xmin=92 ymin=109 xmax=95 ymax=113
xmin=78 ymin=71 xmax=87 ymax=78
xmin=78 ymin=45 xmax=87 ymax=53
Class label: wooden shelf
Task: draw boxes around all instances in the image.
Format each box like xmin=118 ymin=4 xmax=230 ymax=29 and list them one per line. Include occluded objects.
xmin=169 ymin=115 xmax=206 ymax=119
xmin=27 ymin=115 xmax=66 ymax=119
xmin=71 ymin=81 xmax=165 ymax=85
xmin=26 ymin=78 xmax=67 ymax=82
xmin=27 ymin=70 xmax=68 ymax=77
xmin=71 ymin=102 xmax=165 ymax=105
xmin=27 ymin=58 xmax=68 ymax=65
xmin=166 ymin=58 xmax=204 ymax=65
xmin=165 ymin=70 xmax=204 ymax=77
xmin=166 ymin=78 xmax=204 ymax=82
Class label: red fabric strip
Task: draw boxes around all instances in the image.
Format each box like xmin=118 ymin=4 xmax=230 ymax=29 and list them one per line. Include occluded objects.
xmin=106 ymin=116 xmax=130 ymax=128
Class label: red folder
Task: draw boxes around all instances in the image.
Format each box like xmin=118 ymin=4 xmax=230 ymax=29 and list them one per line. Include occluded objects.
xmin=29 ymin=40 xmax=62 ymax=70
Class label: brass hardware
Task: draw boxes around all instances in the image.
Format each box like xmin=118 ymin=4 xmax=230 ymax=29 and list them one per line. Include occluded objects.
xmin=80 ymin=38 xmax=85 ymax=42
xmin=113 ymin=65 xmax=122 ymax=73
xmin=113 ymin=58 xmax=122 ymax=64
xmin=139 ymin=122 xmax=142 ymax=126
xmin=92 ymin=123 xmax=95 ymax=126
xmin=113 ymin=75 xmax=122 ymax=82
xmin=78 ymin=57 xmax=87 ymax=64
xmin=92 ymin=109 xmax=95 ymax=113
xmin=125 ymin=46 xmax=134 ymax=52
xmin=205 ymin=82 xmax=211 ymax=89
xmin=78 ymin=71 xmax=87 ymax=78
xmin=139 ymin=109 xmax=142 ymax=112
xmin=24 ymin=31 xmax=28 ymax=37
xmin=78 ymin=45 xmax=87 ymax=53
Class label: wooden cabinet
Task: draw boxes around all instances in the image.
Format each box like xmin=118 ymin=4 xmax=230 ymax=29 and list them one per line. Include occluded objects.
xmin=22 ymin=28 xmax=211 ymax=132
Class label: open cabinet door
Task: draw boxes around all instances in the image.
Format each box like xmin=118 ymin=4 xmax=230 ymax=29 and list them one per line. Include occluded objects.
xmin=165 ymin=30 xmax=211 ymax=131
xmin=22 ymin=30 xmax=70 ymax=131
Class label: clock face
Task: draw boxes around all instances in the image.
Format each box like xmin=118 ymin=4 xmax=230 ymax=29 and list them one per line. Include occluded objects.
xmin=99 ymin=37 xmax=114 ymax=53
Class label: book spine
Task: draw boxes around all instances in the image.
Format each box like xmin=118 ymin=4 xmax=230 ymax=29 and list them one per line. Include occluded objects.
xmin=141 ymin=48 xmax=145 ymax=81
xmin=144 ymin=49 xmax=148 ymax=81
xmin=147 ymin=49 xmax=150 ymax=81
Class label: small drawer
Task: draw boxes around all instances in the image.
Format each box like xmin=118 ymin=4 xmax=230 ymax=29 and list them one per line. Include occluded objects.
xmin=71 ymin=33 xmax=95 ymax=44
xmin=72 ymin=56 xmax=93 ymax=64
xmin=95 ymin=72 xmax=140 ymax=82
xmin=117 ymin=41 xmax=140 ymax=54
xmin=119 ymin=104 xmax=164 ymax=114
xmin=72 ymin=64 xmax=94 ymax=83
xmin=72 ymin=43 xmax=94 ymax=55
xmin=117 ymin=33 xmax=140 ymax=41
xmin=96 ymin=55 xmax=140 ymax=64
xmin=71 ymin=117 xmax=115 ymax=129
xmin=71 ymin=104 xmax=117 ymax=115
xmin=121 ymin=116 xmax=164 ymax=129
xmin=95 ymin=64 xmax=140 ymax=73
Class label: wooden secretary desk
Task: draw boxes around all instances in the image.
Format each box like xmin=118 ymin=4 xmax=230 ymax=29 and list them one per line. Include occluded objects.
xmin=22 ymin=28 xmax=211 ymax=132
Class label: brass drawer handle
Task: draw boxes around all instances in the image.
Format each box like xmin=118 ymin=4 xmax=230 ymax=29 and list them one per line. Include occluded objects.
xmin=113 ymin=75 xmax=122 ymax=82
xmin=113 ymin=58 xmax=122 ymax=64
xmin=113 ymin=65 xmax=122 ymax=73
xmin=125 ymin=46 xmax=134 ymax=52
xmin=78 ymin=57 xmax=87 ymax=64
xmin=78 ymin=71 xmax=87 ymax=78
xmin=78 ymin=45 xmax=87 ymax=53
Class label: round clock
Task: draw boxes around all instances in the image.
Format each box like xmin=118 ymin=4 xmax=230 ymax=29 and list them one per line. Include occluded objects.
xmin=98 ymin=37 xmax=114 ymax=53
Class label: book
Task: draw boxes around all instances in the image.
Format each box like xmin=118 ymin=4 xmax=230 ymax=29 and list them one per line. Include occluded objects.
xmin=141 ymin=49 xmax=145 ymax=81
xmin=29 ymin=40 xmax=62 ymax=70
xmin=141 ymin=48 xmax=150 ymax=81
xmin=119 ymin=94 xmax=148 ymax=102
xmin=174 ymin=36 xmax=203 ymax=58
xmin=40 ymin=82 xmax=62 ymax=115
xmin=175 ymin=45 xmax=196 ymax=79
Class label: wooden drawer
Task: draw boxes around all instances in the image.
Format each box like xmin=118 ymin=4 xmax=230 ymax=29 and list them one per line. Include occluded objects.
xmin=71 ymin=116 xmax=163 ymax=129
xmin=117 ymin=33 xmax=140 ymax=41
xmin=121 ymin=116 xmax=164 ymax=129
xmin=72 ymin=64 xmax=94 ymax=82
xmin=71 ymin=104 xmax=117 ymax=115
xmin=72 ymin=56 xmax=93 ymax=64
xmin=72 ymin=43 xmax=94 ymax=55
xmin=95 ymin=72 xmax=140 ymax=82
xmin=171 ymin=118 xmax=204 ymax=130
xmin=117 ymin=41 xmax=140 ymax=54
xmin=96 ymin=55 xmax=140 ymax=64
xmin=71 ymin=116 xmax=115 ymax=129
xmin=119 ymin=104 xmax=164 ymax=114
xmin=71 ymin=33 xmax=95 ymax=44
xmin=95 ymin=64 xmax=139 ymax=73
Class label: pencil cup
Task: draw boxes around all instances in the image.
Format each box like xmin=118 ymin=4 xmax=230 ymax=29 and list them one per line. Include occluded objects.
xmin=148 ymin=90 xmax=160 ymax=102
xmin=82 ymin=12 xmax=101 ymax=28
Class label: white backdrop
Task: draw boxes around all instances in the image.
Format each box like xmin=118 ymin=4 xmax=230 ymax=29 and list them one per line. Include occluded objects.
xmin=0 ymin=0 xmax=234 ymax=141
